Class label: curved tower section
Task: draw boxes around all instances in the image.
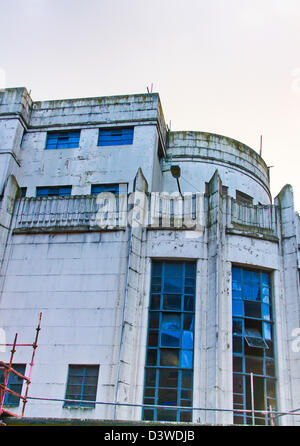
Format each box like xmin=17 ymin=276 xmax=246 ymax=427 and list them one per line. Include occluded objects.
xmin=162 ymin=131 xmax=271 ymax=204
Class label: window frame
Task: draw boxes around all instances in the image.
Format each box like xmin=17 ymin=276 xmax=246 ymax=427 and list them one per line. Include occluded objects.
xmin=98 ymin=127 xmax=134 ymax=147
xmin=0 ymin=363 xmax=26 ymax=406
xmin=143 ymin=260 xmax=196 ymax=423
xmin=36 ymin=186 xmax=72 ymax=197
xmin=232 ymin=266 xmax=276 ymax=426
xmin=64 ymin=364 xmax=100 ymax=409
xmin=45 ymin=130 xmax=81 ymax=150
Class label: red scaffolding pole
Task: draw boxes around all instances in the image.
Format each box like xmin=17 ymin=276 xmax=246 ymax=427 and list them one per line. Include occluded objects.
xmin=0 ymin=313 xmax=42 ymax=420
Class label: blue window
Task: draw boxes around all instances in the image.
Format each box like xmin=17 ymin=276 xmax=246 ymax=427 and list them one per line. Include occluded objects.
xmin=98 ymin=128 xmax=134 ymax=146
xmin=91 ymin=184 xmax=119 ymax=195
xmin=64 ymin=365 xmax=99 ymax=408
xmin=143 ymin=261 xmax=196 ymax=423
xmin=45 ymin=131 xmax=80 ymax=150
xmin=36 ymin=186 xmax=72 ymax=197
xmin=232 ymin=267 xmax=276 ymax=426
xmin=0 ymin=364 xmax=26 ymax=406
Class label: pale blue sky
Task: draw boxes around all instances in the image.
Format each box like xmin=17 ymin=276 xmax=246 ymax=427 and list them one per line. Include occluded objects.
xmin=1 ymin=0 xmax=300 ymax=209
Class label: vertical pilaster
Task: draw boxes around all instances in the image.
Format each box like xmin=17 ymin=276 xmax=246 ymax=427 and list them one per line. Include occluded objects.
xmin=114 ymin=168 xmax=148 ymax=420
xmin=206 ymin=170 xmax=232 ymax=425
xmin=275 ymin=185 xmax=300 ymax=425
xmin=0 ymin=88 xmax=32 ymax=192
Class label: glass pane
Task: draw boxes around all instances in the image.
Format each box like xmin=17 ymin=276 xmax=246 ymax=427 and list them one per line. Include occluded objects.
xmin=233 ymin=374 xmax=244 ymax=394
xmin=233 ymin=394 xmax=244 ymax=405
xmin=233 ymin=336 xmax=243 ymax=353
xmin=261 ymin=272 xmax=270 ymax=286
xmin=144 ymin=387 xmax=155 ymax=397
xmin=232 ymin=267 xmax=241 ymax=281
xmin=181 ymin=389 xmax=192 ymax=399
xmin=266 ymin=379 xmax=276 ymax=399
xmin=161 ymin=330 xmax=180 ymax=347
xmin=263 ymin=322 xmax=272 ymax=341
xmin=262 ymin=304 xmax=271 ymax=321
xmin=180 ymin=411 xmax=192 ymax=422
xmin=245 ymin=357 xmax=263 ymax=374
xmin=181 ymin=370 xmax=193 ymax=389
xmin=163 ymin=294 xmax=181 ymax=310
xmin=233 ymin=319 xmax=243 ymax=335
xmin=185 ymin=263 xmax=196 ymax=277
xmin=262 ymin=286 xmax=270 ymax=303
xmin=233 ymin=356 xmax=243 ymax=372
xmin=181 ymin=350 xmax=193 ymax=369
xmin=266 ymin=359 xmax=275 ymax=377
xmin=160 ymin=349 xmax=179 ymax=367
xmin=164 ymin=263 xmax=183 ymax=277
xmin=232 ymin=300 xmax=244 ymax=316
xmin=164 ymin=277 xmax=182 ymax=293
xmin=151 ymin=284 xmax=161 ymax=293
xmin=143 ymin=409 xmax=154 ymax=421
xmin=150 ymin=294 xmax=160 ymax=310
xmin=182 ymin=331 xmax=193 ymax=349
xmin=184 ymin=295 xmax=194 ymax=311
xmin=159 ymin=369 xmax=178 ymax=388
xmin=148 ymin=330 xmax=159 ymax=347
xmin=244 ymin=301 xmax=261 ymax=318
xmin=152 ymin=263 xmax=162 ymax=276
xmin=157 ymin=408 xmax=177 ymax=421
xmin=149 ymin=312 xmax=159 ymax=329
xmin=158 ymin=388 xmax=178 ymax=406
xmin=145 ymin=368 xmax=156 ymax=387
xmin=84 ymin=376 xmax=98 ymax=385
xmin=244 ymin=270 xmax=259 ymax=284
xmin=147 ymin=349 xmax=157 ymax=366
xmin=144 ymin=397 xmax=155 ymax=406
xmin=244 ymin=284 xmax=260 ymax=301
xmin=232 ymin=281 xmax=242 ymax=299
xmin=85 ymin=367 xmax=99 ymax=377
xmin=161 ymin=313 xmax=181 ymax=331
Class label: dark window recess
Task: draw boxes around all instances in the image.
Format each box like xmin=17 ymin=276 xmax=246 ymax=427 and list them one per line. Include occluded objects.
xmin=91 ymin=184 xmax=119 ymax=195
xmin=20 ymin=187 xmax=27 ymax=198
xmin=64 ymin=365 xmax=99 ymax=408
xmin=236 ymin=190 xmax=253 ymax=205
xmin=36 ymin=186 xmax=72 ymax=197
xmin=0 ymin=364 xmax=26 ymax=406
xmin=98 ymin=128 xmax=134 ymax=146
xmin=45 ymin=131 xmax=80 ymax=150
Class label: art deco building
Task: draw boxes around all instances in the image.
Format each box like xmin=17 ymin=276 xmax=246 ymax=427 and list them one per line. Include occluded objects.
xmin=0 ymin=87 xmax=299 ymax=425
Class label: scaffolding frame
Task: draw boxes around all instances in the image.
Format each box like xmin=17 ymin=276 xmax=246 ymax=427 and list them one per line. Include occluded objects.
xmin=0 ymin=313 xmax=42 ymax=419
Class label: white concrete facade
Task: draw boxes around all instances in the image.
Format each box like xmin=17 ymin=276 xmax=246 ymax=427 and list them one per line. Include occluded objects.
xmin=0 ymin=87 xmax=299 ymax=425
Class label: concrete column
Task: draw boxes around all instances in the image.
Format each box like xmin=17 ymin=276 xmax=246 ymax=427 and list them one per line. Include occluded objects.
xmin=113 ymin=168 xmax=148 ymax=420
xmin=205 ymin=170 xmax=232 ymax=425
xmin=0 ymin=88 xmax=32 ymax=192
xmin=275 ymin=185 xmax=300 ymax=425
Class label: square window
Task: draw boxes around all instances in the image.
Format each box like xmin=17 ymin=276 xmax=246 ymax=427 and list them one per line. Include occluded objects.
xmin=64 ymin=365 xmax=99 ymax=408
xmin=0 ymin=364 xmax=26 ymax=406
